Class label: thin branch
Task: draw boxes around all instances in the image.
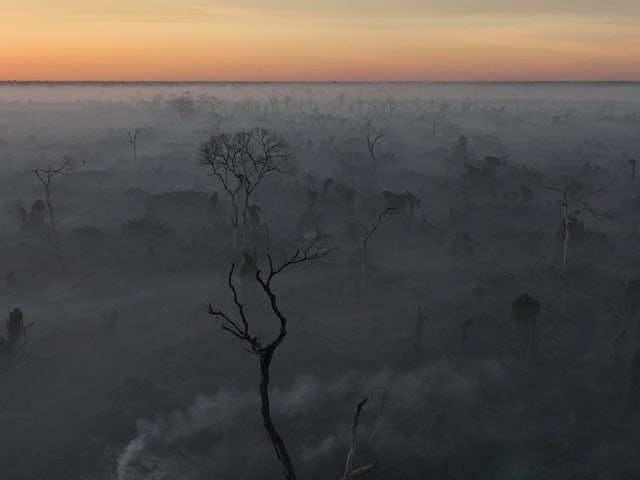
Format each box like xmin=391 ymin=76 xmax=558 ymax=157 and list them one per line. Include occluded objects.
xmin=581 ymin=201 xmax=615 ymax=219
xmin=361 ymin=208 xmax=395 ymax=263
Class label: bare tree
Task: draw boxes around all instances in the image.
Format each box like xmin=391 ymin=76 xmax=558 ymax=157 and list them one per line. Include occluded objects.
xmin=127 ymin=128 xmax=142 ymax=161
xmin=364 ymin=134 xmax=392 ymax=173
xmin=360 ymin=208 xmax=394 ymax=286
xmin=545 ymin=185 xmax=612 ymax=315
xmin=32 ymin=156 xmax=76 ymax=245
xmin=208 ymin=236 xmax=330 ymax=480
xmin=545 ymin=185 xmax=613 ymax=271
xmin=200 ymin=128 xmax=294 ymax=249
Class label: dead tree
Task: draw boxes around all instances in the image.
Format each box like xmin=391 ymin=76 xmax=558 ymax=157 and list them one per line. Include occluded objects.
xmin=340 ymin=398 xmax=379 ymax=480
xmin=364 ymin=134 xmax=391 ymax=172
xmin=546 ymin=185 xmax=613 ymax=315
xmin=32 ymin=156 xmax=76 ymax=245
xmin=359 ymin=208 xmax=394 ymax=286
xmin=199 ymin=128 xmax=294 ymax=250
xmin=208 ymin=235 xmax=330 ymax=480
xmin=546 ymin=185 xmax=612 ymax=271
xmin=127 ymin=128 xmax=142 ymax=161
xmin=545 ymin=187 xmax=572 ymax=271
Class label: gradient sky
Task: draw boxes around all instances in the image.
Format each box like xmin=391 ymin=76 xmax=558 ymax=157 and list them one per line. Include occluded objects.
xmin=2 ymin=0 xmax=639 ymax=81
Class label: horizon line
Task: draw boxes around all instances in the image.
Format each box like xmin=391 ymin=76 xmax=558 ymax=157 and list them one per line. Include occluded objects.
xmin=1 ymin=79 xmax=640 ymax=85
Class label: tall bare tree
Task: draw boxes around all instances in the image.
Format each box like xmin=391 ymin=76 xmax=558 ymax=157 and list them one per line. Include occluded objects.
xmin=200 ymin=128 xmax=294 ymax=249
xmin=32 ymin=156 xmax=76 ymax=245
xmin=208 ymin=236 xmax=329 ymax=480
xmin=545 ymin=185 xmax=612 ymax=272
xmin=545 ymin=185 xmax=612 ymax=315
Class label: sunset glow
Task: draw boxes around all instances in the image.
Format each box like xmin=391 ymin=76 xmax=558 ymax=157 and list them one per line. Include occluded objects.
xmin=3 ymin=0 xmax=639 ymax=81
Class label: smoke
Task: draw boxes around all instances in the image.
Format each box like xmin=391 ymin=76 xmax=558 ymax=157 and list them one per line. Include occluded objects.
xmin=115 ymin=360 xmax=506 ymax=479
xmin=116 ymin=389 xmax=254 ymax=479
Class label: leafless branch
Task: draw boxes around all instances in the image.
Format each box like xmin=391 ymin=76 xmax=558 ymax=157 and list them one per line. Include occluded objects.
xmin=581 ymin=201 xmax=615 ymax=219
xmin=361 ymin=208 xmax=395 ymax=263
xmin=340 ymin=398 xmax=378 ymax=480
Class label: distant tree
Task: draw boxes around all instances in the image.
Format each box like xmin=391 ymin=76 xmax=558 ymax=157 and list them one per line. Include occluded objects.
xmin=3 ymin=307 xmax=27 ymax=361
xmin=359 ymin=207 xmax=394 ymax=286
xmin=453 ymin=135 xmax=469 ymax=168
xmin=546 ymin=186 xmax=613 ymax=271
xmin=32 ymin=156 xmax=76 ymax=246
xmin=168 ymin=93 xmax=196 ymax=119
xmin=364 ymin=134 xmax=392 ymax=173
xmin=127 ymin=128 xmax=142 ymax=161
xmin=199 ymin=128 xmax=294 ymax=249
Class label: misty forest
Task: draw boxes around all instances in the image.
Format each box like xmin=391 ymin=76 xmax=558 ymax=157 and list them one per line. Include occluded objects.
xmin=2 ymin=81 xmax=640 ymax=479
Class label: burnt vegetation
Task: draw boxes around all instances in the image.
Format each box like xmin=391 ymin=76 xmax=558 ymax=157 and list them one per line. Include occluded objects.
xmin=0 ymin=82 xmax=640 ymax=479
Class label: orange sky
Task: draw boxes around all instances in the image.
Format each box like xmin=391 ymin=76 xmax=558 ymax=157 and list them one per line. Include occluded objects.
xmin=2 ymin=1 xmax=639 ymax=81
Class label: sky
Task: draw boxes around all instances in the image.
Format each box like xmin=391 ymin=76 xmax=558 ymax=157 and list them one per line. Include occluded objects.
xmin=2 ymin=0 xmax=639 ymax=81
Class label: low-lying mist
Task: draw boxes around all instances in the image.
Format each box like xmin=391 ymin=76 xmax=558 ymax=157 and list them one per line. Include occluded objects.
xmin=1 ymin=81 xmax=640 ymax=479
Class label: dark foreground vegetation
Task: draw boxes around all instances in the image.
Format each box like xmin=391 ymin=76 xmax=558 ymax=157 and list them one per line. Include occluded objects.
xmin=1 ymin=82 xmax=640 ymax=479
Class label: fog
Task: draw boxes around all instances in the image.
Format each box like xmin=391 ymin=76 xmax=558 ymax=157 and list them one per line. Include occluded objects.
xmin=1 ymin=81 xmax=640 ymax=479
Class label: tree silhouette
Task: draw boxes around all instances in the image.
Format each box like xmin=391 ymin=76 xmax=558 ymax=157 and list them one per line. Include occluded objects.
xmin=200 ymin=128 xmax=294 ymax=249
xmin=32 ymin=156 xmax=76 ymax=246
xmin=208 ymin=235 xmax=330 ymax=480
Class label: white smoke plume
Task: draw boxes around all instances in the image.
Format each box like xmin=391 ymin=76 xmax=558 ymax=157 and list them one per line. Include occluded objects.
xmin=116 ymin=389 xmax=254 ymax=479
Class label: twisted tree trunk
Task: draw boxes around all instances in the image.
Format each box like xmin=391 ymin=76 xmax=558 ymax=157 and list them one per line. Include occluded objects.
xmin=259 ymin=349 xmax=297 ymax=480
